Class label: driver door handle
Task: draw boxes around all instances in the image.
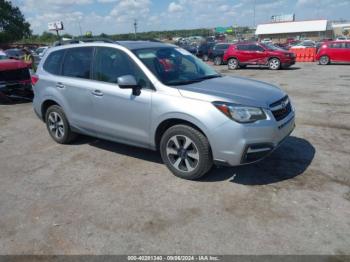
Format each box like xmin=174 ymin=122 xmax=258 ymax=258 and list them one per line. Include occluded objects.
xmin=91 ymin=89 xmax=103 ymax=96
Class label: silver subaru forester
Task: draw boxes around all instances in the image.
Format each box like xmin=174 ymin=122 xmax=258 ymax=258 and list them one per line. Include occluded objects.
xmin=32 ymin=41 xmax=295 ymax=180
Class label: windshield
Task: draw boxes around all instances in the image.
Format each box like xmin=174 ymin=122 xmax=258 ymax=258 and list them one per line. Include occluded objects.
xmin=261 ymin=43 xmax=284 ymax=51
xmin=133 ymin=47 xmax=220 ymax=86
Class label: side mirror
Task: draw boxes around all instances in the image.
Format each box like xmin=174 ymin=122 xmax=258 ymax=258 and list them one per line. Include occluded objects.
xmin=117 ymin=75 xmax=141 ymax=96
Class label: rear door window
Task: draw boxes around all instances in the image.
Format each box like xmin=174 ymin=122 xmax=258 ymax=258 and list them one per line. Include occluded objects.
xmin=62 ymin=47 xmax=93 ymax=79
xmin=43 ymin=50 xmax=65 ymax=75
xmin=247 ymin=44 xmax=260 ymax=51
xmin=330 ymin=43 xmax=344 ymax=48
xmin=237 ymin=45 xmax=248 ymax=51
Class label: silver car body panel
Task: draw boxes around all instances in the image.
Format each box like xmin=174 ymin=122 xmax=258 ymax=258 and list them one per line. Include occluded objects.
xmin=33 ymin=42 xmax=295 ymax=166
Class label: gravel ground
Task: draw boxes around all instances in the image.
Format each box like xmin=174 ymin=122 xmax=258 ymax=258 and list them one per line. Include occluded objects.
xmin=0 ymin=63 xmax=349 ymax=255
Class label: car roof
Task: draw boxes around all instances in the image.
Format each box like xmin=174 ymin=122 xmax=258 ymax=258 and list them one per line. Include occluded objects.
xmin=116 ymin=41 xmax=175 ymax=50
xmin=233 ymin=42 xmax=259 ymax=45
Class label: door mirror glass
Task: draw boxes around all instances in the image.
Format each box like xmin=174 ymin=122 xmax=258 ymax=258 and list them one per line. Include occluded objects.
xmin=117 ymin=75 xmax=138 ymax=89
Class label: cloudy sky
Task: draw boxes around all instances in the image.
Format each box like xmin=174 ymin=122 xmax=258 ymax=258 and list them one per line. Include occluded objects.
xmin=9 ymin=0 xmax=350 ymax=35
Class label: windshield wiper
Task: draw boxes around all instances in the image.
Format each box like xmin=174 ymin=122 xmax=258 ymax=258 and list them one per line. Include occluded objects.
xmin=167 ymin=74 xmax=222 ymax=86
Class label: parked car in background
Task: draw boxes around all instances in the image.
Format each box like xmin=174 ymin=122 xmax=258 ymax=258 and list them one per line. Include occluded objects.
xmin=261 ymin=38 xmax=272 ymax=44
xmin=197 ymin=42 xmax=215 ymax=61
xmin=35 ymin=46 xmax=49 ymax=58
xmin=178 ymin=43 xmax=198 ymax=55
xmin=32 ymin=41 xmax=295 ymax=180
xmin=316 ymin=41 xmax=350 ymax=65
xmin=274 ymin=43 xmax=289 ymax=50
xmin=290 ymin=40 xmax=316 ymax=48
xmin=0 ymin=50 xmax=8 ymax=60
xmin=4 ymin=48 xmax=25 ymax=60
xmin=336 ymin=36 xmax=349 ymax=41
xmin=210 ymin=43 xmax=231 ymax=65
xmin=223 ymin=42 xmax=295 ymax=70
xmin=0 ymin=58 xmax=32 ymax=101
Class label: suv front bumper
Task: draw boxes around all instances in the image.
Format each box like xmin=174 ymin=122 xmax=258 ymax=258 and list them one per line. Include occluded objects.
xmin=210 ymin=110 xmax=295 ymax=166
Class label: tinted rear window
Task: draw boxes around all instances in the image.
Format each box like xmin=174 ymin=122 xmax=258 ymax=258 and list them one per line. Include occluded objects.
xmin=43 ymin=50 xmax=65 ymax=75
xmin=62 ymin=47 xmax=93 ymax=79
xmin=216 ymin=44 xmax=229 ymax=50
xmin=330 ymin=43 xmax=345 ymax=48
xmin=236 ymin=45 xmax=248 ymax=50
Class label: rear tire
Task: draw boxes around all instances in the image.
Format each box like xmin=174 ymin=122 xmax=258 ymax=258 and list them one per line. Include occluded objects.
xmin=213 ymin=56 xmax=222 ymax=66
xmin=319 ymin=55 xmax=330 ymax=65
xmin=228 ymin=58 xmax=239 ymax=70
xmin=202 ymin=54 xmax=209 ymax=62
xmin=45 ymin=105 xmax=77 ymax=144
xmin=268 ymin=58 xmax=281 ymax=70
xmin=160 ymin=125 xmax=213 ymax=180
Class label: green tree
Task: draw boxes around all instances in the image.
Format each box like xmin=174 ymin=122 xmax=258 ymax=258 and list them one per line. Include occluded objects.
xmin=39 ymin=31 xmax=57 ymax=42
xmin=0 ymin=0 xmax=31 ymax=43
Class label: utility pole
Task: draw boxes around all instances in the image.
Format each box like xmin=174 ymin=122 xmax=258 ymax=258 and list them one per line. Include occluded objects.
xmin=253 ymin=0 xmax=256 ymax=28
xmin=134 ymin=19 xmax=137 ymax=39
xmin=78 ymin=21 xmax=83 ymax=37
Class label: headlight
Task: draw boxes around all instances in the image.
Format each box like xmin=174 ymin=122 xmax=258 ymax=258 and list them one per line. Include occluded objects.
xmin=213 ymin=102 xmax=266 ymax=123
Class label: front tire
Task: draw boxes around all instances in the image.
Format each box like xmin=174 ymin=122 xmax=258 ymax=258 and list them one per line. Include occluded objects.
xmin=268 ymin=58 xmax=281 ymax=70
xmin=202 ymin=54 xmax=209 ymax=62
xmin=319 ymin=55 xmax=330 ymax=65
xmin=45 ymin=105 xmax=77 ymax=144
xmin=160 ymin=125 xmax=213 ymax=180
xmin=228 ymin=58 xmax=239 ymax=70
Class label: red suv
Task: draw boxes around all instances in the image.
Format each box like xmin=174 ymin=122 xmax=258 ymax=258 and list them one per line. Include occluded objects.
xmin=316 ymin=41 xmax=350 ymax=65
xmin=0 ymin=59 xmax=32 ymax=102
xmin=223 ymin=42 xmax=296 ymax=70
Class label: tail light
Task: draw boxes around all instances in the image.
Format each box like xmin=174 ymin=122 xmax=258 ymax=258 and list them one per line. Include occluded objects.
xmin=31 ymin=75 xmax=39 ymax=85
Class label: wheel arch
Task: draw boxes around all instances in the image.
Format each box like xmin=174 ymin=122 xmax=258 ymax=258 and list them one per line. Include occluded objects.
xmin=154 ymin=118 xmax=209 ymax=151
xmin=268 ymin=56 xmax=281 ymax=62
xmin=41 ymin=99 xmax=61 ymax=122
xmin=227 ymin=56 xmax=239 ymax=62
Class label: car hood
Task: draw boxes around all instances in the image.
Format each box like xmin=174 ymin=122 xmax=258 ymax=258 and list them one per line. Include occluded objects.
xmin=0 ymin=59 xmax=29 ymax=71
xmin=177 ymin=75 xmax=286 ymax=108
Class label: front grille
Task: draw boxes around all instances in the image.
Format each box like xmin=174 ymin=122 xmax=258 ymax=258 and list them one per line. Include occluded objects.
xmin=270 ymin=96 xmax=292 ymax=121
xmin=0 ymin=68 xmax=30 ymax=82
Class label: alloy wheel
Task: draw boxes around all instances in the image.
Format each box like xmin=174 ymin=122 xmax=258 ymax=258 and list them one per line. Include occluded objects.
xmin=166 ymin=135 xmax=200 ymax=172
xmin=269 ymin=58 xmax=280 ymax=70
xmin=228 ymin=58 xmax=238 ymax=69
xmin=320 ymin=56 xmax=329 ymax=65
xmin=48 ymin=112 xmax=65 ymax=139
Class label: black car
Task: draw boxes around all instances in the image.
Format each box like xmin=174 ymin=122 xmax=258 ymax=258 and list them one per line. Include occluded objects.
xmin=178 ymin=43 xmax=198 ymax=55
xmin=197 ymin=42 xmax=215 ymax=61
xmin=4 ymin=49 xmax=25 ymax=60
xmin=210 ymin=43 xmax=231 ymax=65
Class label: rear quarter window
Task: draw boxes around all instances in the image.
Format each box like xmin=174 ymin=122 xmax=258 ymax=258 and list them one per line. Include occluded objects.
xmin=43 ymin=50 xmax=65 ymax=75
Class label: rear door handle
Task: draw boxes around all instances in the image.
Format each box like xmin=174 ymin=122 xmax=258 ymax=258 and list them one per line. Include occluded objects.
xmin=56 ymin=82 xmax=65 ymax=89
xmin=91 ymin=89 xmax=103 ymax=96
